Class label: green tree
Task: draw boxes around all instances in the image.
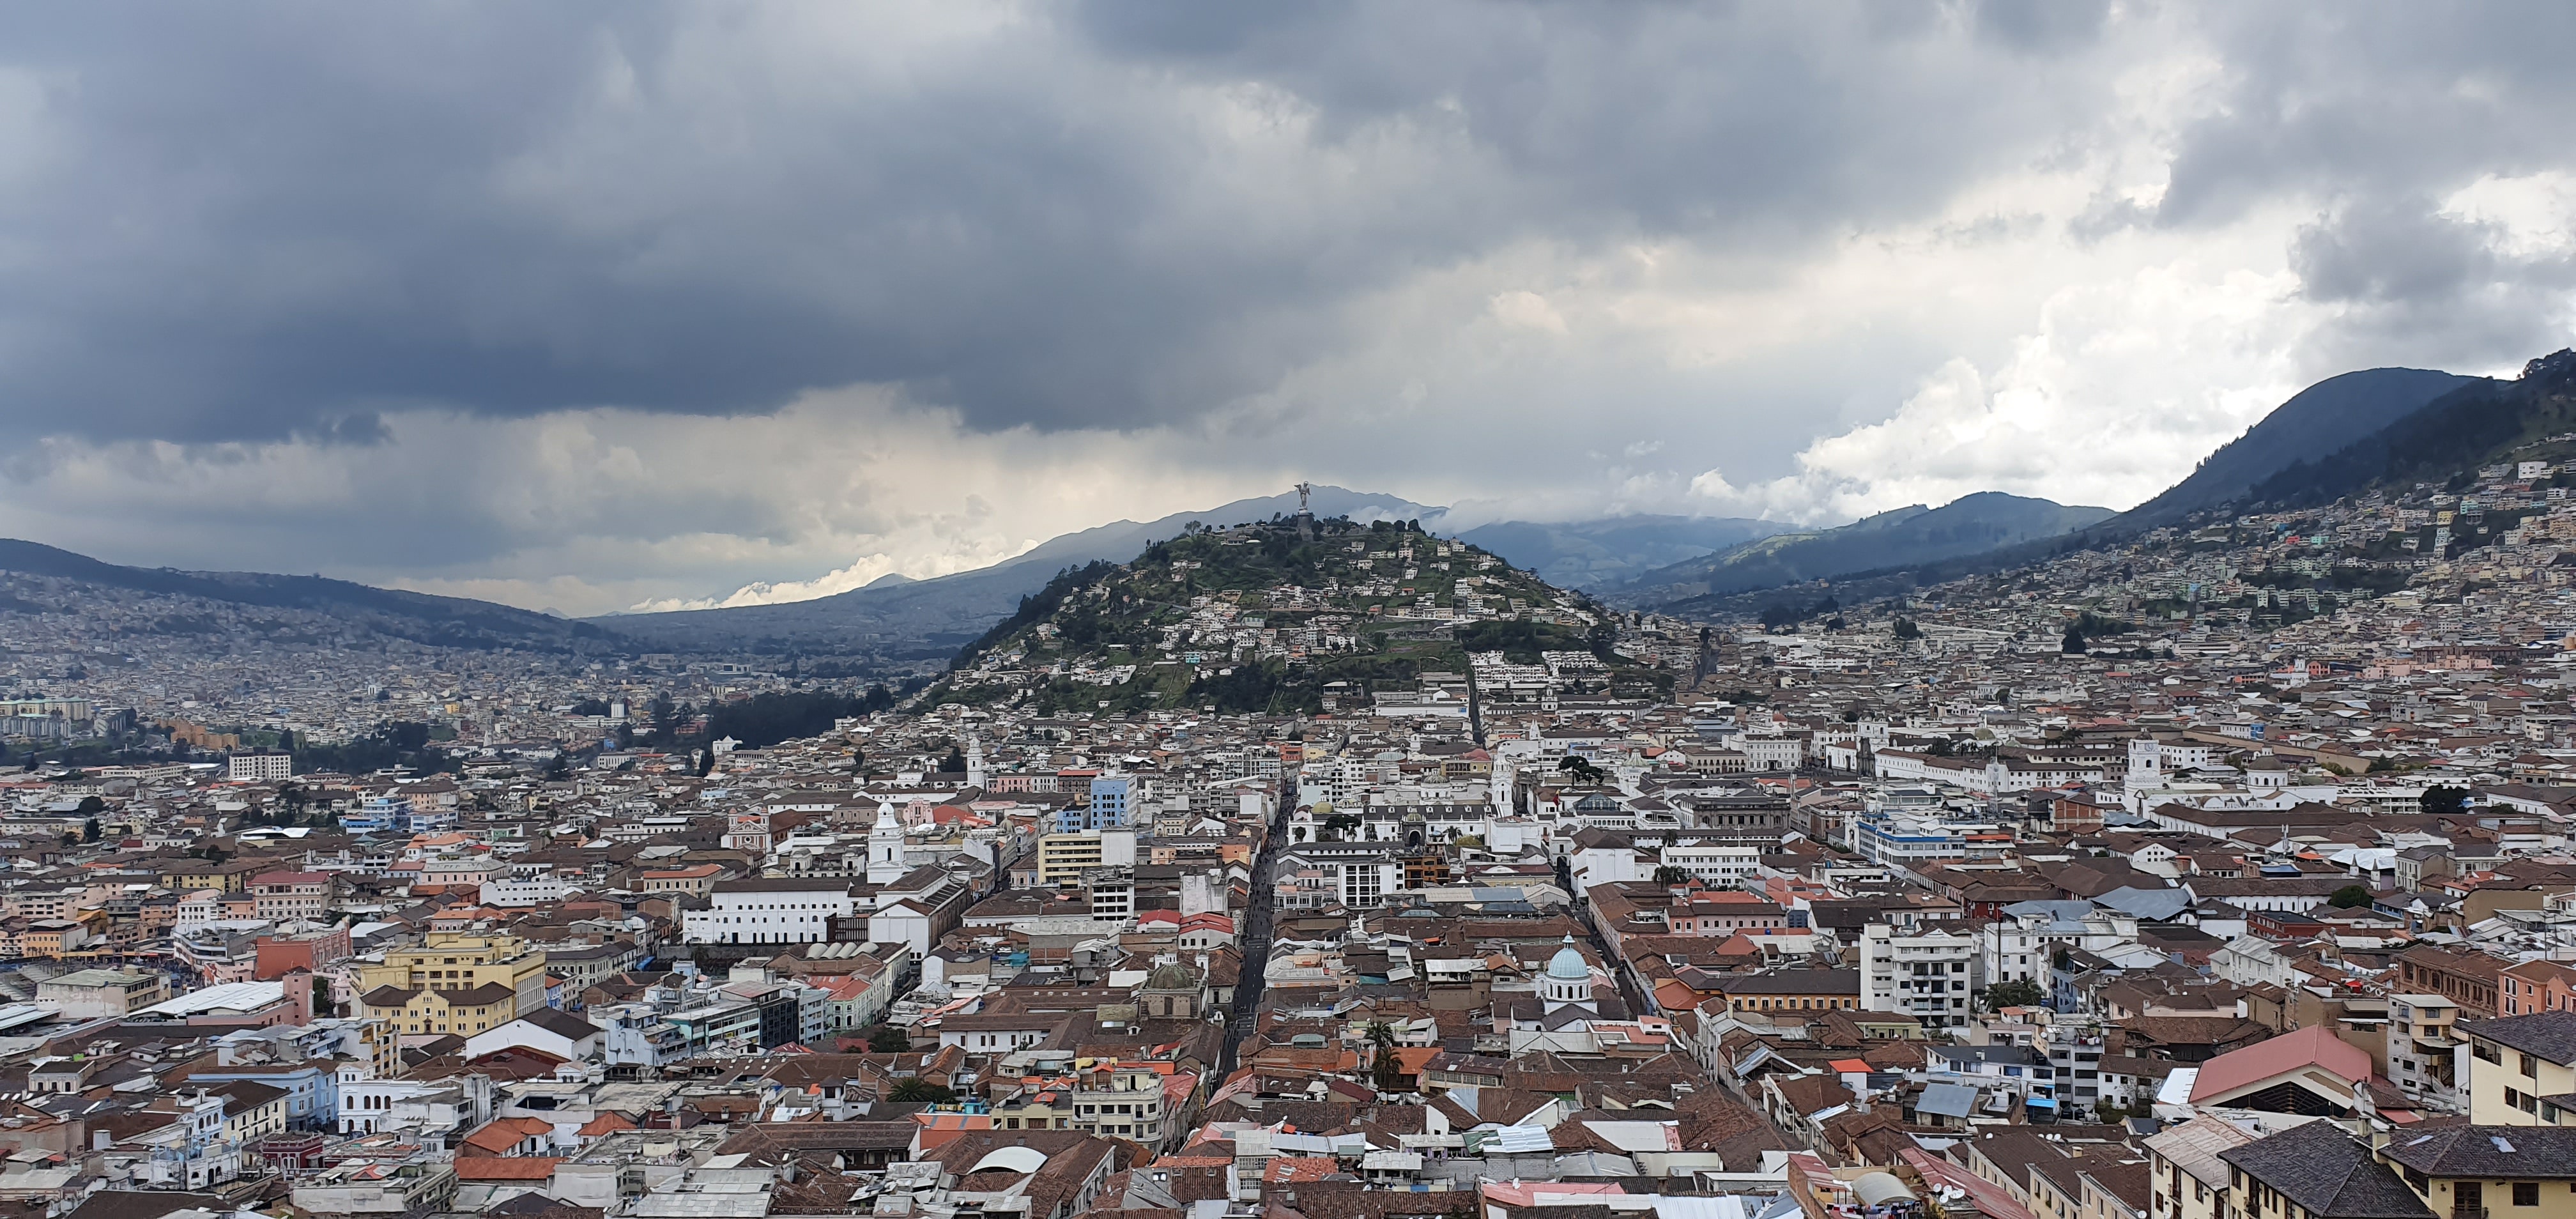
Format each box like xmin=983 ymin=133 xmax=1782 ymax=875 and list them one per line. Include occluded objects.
xmin=2328 ymin=884 xmax=2373 ymax=908
xmin=886 ymin=1078 xmax=956 ymax=1103
xmin=1984 ymin=977 xmax=2046 ymax=1011
xmin=75 ymin=795 xmax=105 ymax=816
xmin=866 ymin=1023 xmax=910 ymax=1053
xmin=81 ymin=817 xmax=100 ymax=843
xmin=1366 ymin=1022 xmax=1405 ymax=1092
xmin=1652 ymin=865 xmax=1690 ymax=886
xmin=2421 ymin=785 xmax=2472 ymax=815
xmin=1892 ymin=618 xmax=1922 ymax=641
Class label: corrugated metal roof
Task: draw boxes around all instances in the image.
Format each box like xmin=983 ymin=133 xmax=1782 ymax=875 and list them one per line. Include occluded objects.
xmin=1917 ymin=1082 xmax=1981 ymax=1118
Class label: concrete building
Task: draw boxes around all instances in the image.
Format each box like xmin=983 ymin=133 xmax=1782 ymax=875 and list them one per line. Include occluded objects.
xmin=1860 ymin=922 xmax=1979 ymax=1029
xmin=36 ymin=969 xmax=170 ymax=1019
xmin=228 ymin=751 xmax=293 ymax=783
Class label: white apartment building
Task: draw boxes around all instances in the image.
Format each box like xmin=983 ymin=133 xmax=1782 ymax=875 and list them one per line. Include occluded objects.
xmin=1738 ymin=737 xmax=1804 ymax=771
xmin=228 ymin=751 xmax=293 ymax=783
xmin=1660 ymin=843 xmax=1761 ymax=888
xmin=1272 ymin=844 xmax=1404 ymax=910
xmin=2386 ymin=993 xmax=2464 ymax=1112
xmin=479 ymin=875 xmax=574 ymax=907
xmin=1073 ymin=1065 xmax=1171 ymax=1148
xmin=1860 ymin=923 xmax=1979 ymax=1029
xmin=680 ymin=878 xmax=861 ymax=944
xmin=1980 ymin=901 xmax=2139 ymax=986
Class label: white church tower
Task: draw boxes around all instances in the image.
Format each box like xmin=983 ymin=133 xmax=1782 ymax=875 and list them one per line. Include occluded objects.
xmin=867 ymin=802 xmax=908 ymax=884
xmin=965 ymin=733 xmax=988 ymax=789
xmin=2125 ymin=736 xmax=2163 ymax=793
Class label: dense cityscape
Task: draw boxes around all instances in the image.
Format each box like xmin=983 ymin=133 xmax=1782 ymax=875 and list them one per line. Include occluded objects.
xmin=0 ymin=384 xmax=2574 ymax=1219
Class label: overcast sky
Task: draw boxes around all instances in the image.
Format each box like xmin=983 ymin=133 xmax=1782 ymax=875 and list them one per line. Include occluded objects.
xmin=3 ymin=2 xmax=2573 ymax=615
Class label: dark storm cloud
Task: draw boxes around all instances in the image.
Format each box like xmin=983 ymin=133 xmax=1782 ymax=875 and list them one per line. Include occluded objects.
xmin=1969 ymin=0 xmax=2112 ymax=54
xmin=2292 ymin=197 xmax=2576 ymax=373
xmin=0 ymin=1 xmax=2122 ymax=444
xmin=2157 ymin=4 xmax=2576 ymax=229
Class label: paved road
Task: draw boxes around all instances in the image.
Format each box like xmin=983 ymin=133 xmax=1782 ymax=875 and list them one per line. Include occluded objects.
xmin=1216 ymin=765 xmax=1296 ymax=1077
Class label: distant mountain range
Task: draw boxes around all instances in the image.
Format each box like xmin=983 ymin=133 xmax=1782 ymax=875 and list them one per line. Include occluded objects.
xmin=1634 ymin=361 xmax=2563 ymax=618
xmin=4 ymin=355 xmax=2554 ymax=657
xmin=1449 ymin=516 xmax=1791 ymax=590
xmin=1610 ymin=492 xmax=2113 ymax=610
xmin=0 ymin=539 xmax=620 ymax=652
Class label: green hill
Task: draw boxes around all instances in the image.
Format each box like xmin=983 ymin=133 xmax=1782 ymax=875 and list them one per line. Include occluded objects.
xmin=2242 ymin=350 xmax=2576 ymax=509
xmin=931 ymin=516 xmax=1666 ymax=714
xmin=2112 ymin=367 xmax=2483 ymax=529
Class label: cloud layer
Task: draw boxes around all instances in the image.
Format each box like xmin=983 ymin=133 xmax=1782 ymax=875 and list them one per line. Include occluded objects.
xmin=1 ymin=2 xmax=2572 ymax=613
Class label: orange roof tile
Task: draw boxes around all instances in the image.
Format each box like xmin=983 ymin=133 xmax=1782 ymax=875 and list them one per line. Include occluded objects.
xmin=1265 ymin=1157 xmax=1340 ymax=1184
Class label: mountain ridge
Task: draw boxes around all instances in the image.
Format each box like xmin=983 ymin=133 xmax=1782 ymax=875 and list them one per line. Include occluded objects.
xmin=0 ymin=538 xmax=622 ymax=652
xmin=1617 ymin=491 xmax=2113 ymax=609
xmin=2110 ymin=367 xmax=2485 ymax=530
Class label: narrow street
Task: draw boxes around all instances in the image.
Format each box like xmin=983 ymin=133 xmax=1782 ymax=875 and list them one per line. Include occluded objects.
xmin=1574 ymin=900 xmax=1651 ymax=1016
xmin=1216 ymin=761 xmax=1295 ymax=1077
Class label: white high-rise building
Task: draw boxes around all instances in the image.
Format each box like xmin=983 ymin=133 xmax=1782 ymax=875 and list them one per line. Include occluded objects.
xmin=1860 ymin=923 xmax=1979 ymax=1029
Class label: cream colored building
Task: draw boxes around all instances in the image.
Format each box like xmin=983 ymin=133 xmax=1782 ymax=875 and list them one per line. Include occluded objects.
xmin=2463 ymin=1010 xmax=2576 ymax=1125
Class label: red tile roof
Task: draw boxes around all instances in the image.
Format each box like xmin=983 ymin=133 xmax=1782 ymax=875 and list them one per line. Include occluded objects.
xmin=1264 ymin=1157 xmax=1340 ymax=1184
xmin=2189 ymin=1024 xmax=2370 ymax=1102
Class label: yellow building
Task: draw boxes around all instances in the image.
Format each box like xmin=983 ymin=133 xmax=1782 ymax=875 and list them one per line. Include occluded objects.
xmin=354 ymin=932 xmax=546 ymax=1022
xmin=1036 ymin=832 xmax=1108 ymax=884
xmin=205 ymin=1080 xmax=291 ymax=1144
xmin=2462 ymin=1010 xmax=2576 ymax=1124
xmin=2379 ymin=1124 xmax=2576 ymax=1219
xmin=356 ymin=983 xmax=518 ymax=1039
